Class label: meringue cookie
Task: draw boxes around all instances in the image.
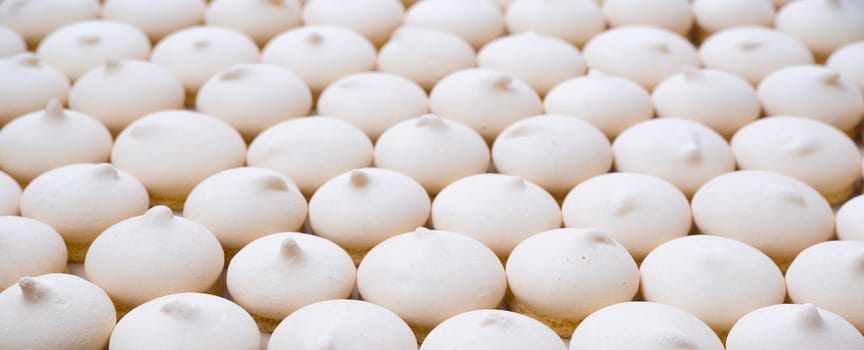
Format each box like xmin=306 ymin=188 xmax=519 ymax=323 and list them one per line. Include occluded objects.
xmin=183 ymin=167 xmax=307 ymax=257
xmin=421 ymin=309 xmax=567 ymax=350
xmin=35 ymin=20 xmax=151 ymax=81
xmin=757 ymin=65 xmax=864 ymax=134
xmin=726 ymin=303 xmax=864 ymax=350
xmin=102 ymin=0 xmax=206 ymax=41
xmin=506 ymin=228 xmax=639 ymax=337
xmin=582 ymin=26 xmax=699 ymax=90
xmin=261 ymin=25 xmax=376 ymax=94
xmin=0 ymin=25 xmax=25 ymax=57
xmin=205 ymin=0 xmax=302 ymax=46
xmin=0 ymin=274 xmax=115 ymax=350
xmin=150 ymin=26 xmax=260 ymax=95
xmin=308 ymin=168 xmax=431 ymax=263
xmin=561 ymin=172 xmax=691 ymax=260
xmin=612 ymin=118 xmax=736 ymax=197
xmin=269 ymin=299 xmax=417 ymax=350
xmin=602 ymin=0 xmax=693 ymax=35
xmin=0 ymin=99 xmax=112 ymax=184
xmin=652 ymin=67 xmax=761 ymax=138
xmin=402 ymin=0 xmax=504 ymax=49
xmin=477 ymin=32 xmax=586 ymax=96
xmin=731 ymin=116 xmax=861 ymax=204
xmin=195 ymin=63 xmax=312 ymax=140
xmin=692 ymin=0 xmax=775 ymax=39
xmin=377 ymin=26 xmax=476 ymax=91
xmin=691 ymin=170 xmax=835 ymax=266
xmin=111 ymin=110 xmax=247 ymax=209
xmin=836 ymin=195 xmax=864 ymax=241
xmin=429 ymin=68 xmax=543 ymax=142
xmin=491 ymin=115 xmax=613 ymax=197
xmin=569 ymin=302 xmax=725 ymax=350
xmin=774 ymin=0 xmax=864 ymax=61
xmin=431 ymin=173 xmax=562 ymax=259
xmin=827 ymin=41 xmax=864 ymax=95
xmin=247 ymin=116 xmax=374 ymax=197
xmin=85 ymin=206 xmax=225 ymax=312
xmin=226 ymin=232 xmax=356 ymax=331
xmin=374 ymin=114 xmax=490 ymax=194
xmin=0 ymin=54 xmax=70 ymax=125
xmin=0 ymin=217 xmax=66 ymax=289
xmin=698 ymin=26 xmax=814 ymax=85
xmin=640 ymin=235 xmax=786 ymax=334
xmin=20 ymin=163 xmax=149 ymax=262
xmin=69 ymin=58 xmax=186 ymax=134
xmin=785 ymin=240 xmax=864 ymax=333
xmin=0 ymin=0 xmax=100 ymax=48
xmin=109 ymin=292 xmax=260 ymax=350
xmin=505 ymin=0 xmax=606 ymax=47
xmin=303 ymin=0 xmax=404 ymax=47
xmin=543 ymin=70 xmax=654 ymax=139
xmin=317 ymin=72 xmax=429 ymax=140
xmin=0 ymin=170 xmax=20 ymax=215
xmin=357 ymin=228 xmax=507 ymax=338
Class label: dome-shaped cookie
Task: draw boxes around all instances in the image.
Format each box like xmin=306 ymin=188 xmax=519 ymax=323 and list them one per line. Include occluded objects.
xmin=0 ymin=53 xmax=70 ymax=125
xmin=0 ymin=25 xmax=25 ymax=57
xmin=403 ymin=0 xmax=504 ymax=49
xmin=205 ymin=0 xmax=302 ymax=46
xmin=421 ymin=309 xmax=566 ymax=350
xmin=774 ymin=0 xmax=864 ymax=61
xmin=698 ymin=26 xmax=814 ymax=85
xmin=302 ymin=0 xmax=404 ymax=47
xmin=836 ymin=195 xmax=864 ymax=241
xmin=0 ymin=170 xmax=20 ymax=215
xmin=102 ymin=0 xmax=206 ymax=41
xmin=505 ymin=0 xmax=605 ymax=47
xmin=726 ymin=303 xmax=864 ymax=350
xmin=0 ymin=217 xmax=66 ymax=289
xmin=602 ymin=0 xmax=693 ymax=35
xmin=0 ymin=0 xmax=99 ymax=48
xmin=377 ymin=26 xmax=476 ymax=91
xmin=827 ymin=41 xmax=864 ymax=94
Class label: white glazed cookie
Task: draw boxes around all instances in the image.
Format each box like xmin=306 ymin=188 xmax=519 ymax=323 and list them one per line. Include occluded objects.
xmin=261 ymin=25 xmax=376 ymax=94
xmin=569 ymin=302 xmax=725 ymax=350
xmin=35 ymin=20 xmax=151 ymax=81
xmin=0 ymin=53 xmax=70 ymax=126
xmin=602 ymin=0 xmax=693 ymax=35
xmin=640 ymin=235 xmax=786 ymax=334
xmin=182 ymin=167 xmax=308 ymax=258
xmin=836 ymin=195 xmax=864 ymax=241
xmin=421 ymin=309 xmax=567 ymax=350
xmin=827 ymin=41 xmax=864 ymax=95
xmin=505 ymin=0 xmax=605 ymax=47
xmin=652 ymin=67 xmax=761 ymax=138
xmin=109 ymin=292 xmax=260 ymax=350
xmin=544 ymin=70 xmax=654 ymax=139
xmin=785 ymin=240 xmax=864 ymax=333
xmin=431 ymin=173 xmax=562 ymax=259
xmin=317 ymin=72 xmax=428 ymax=140
xmin=429 ymin=68 xmax=543 ymax=142
xmin=774 ymin=0 xmax=864 ymax=61
xmin=0 ymin=0 xmax=100 ymax=48
xmin=205 ymin=0 xmax=301 ymax=46
xmin=226 ymin=232 xmax=356 ymax=332
xmin=691 ymin=170 xmax=835 ymax=267
xmin=269 ymin=299 xmax=418 ymax=350
xmin=402 ymin=0 xmax=504 ymax=50
xmin=357 ymin=228 xmax=507 ymax=339
xmin=0 ymin=273 xmax=116 ymax=350
xmin=692 ymin=0 xmax=774 ymax=39
xmin=506 ymin=228 xmax=639 ymax=337
xmin=102 ymin=0 xmax=206 ymax=41
xmin=561 ymin=172 xmax=691 ymax=260
xmin=196 ymin=63 xmax=312 ymax=141
xmin=20 ymin=163 xmax=149 ymax=262
xmin=477 ymin=32 xmax=586 ymax=96
xmin=582 ymin=26 xmax=699 ymax=90
xmin=726 ymin=303 xmax=864 ymax=350
xmin=0 ymin=216 xmax=67 ymax=289
xmin=698 ymin=26 xmax=814 ymax=85
xmin=308 ymin=168 xmax=431 ymax=263
xmin=0 ymin=25 xmax=25 ymax=57
xmin=0 ymin=170 xmax=20 ymax=215
xmin=150 ymin=26 xmax=260 ymax=95
xmin=612 ymin=118 xmax=736 ymax=197
xmin=302 ymin=0 xmax=404 ymax=47
xmin=69 ymin=58 xmax=186 ymax=135
xmin=111 ymin=110 xmax=246 ymax=209
xmin=374 ymin=114 xmax=490 ymax=195
xmin=492 ymin=115 xmax=612 ymax=197
xmin=731 ymin=116 xmax=861 ymax=204
xmin=0 ymin=99 xmax=112 ymax=184
xmin=757 ymin=65 xmax=864 ymax=135
xmin=246 ymin=116 xmax=374 ymax=197
xmin=85 ymin=206 xmax=225 ymax=313
xmin=377 ymin=26 xmax=476 ymax=91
